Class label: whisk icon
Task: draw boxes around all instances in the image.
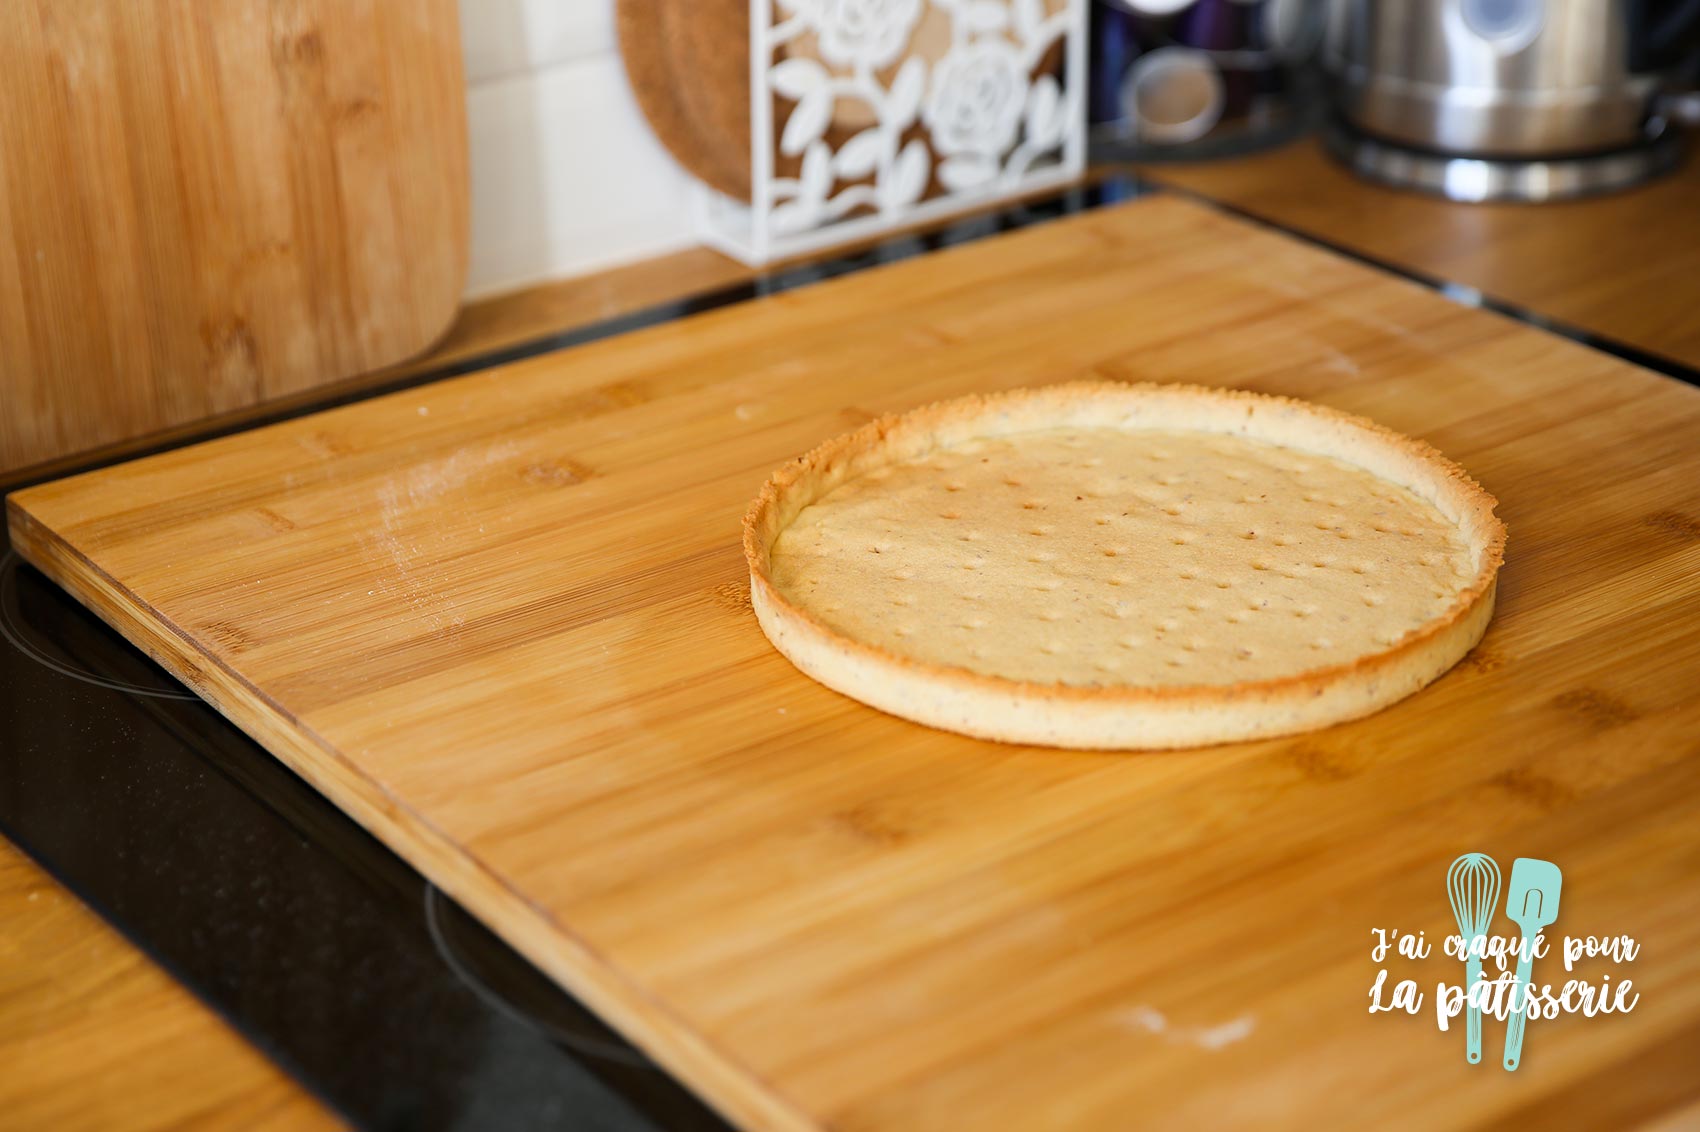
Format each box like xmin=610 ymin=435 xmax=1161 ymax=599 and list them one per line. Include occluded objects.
xmin=1446 ymin=853 xmax=1502 ymax=1064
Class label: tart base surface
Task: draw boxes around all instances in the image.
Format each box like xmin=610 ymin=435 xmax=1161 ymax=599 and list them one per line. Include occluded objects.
xmin=743 ymin=383 xmax=1505 ymax=749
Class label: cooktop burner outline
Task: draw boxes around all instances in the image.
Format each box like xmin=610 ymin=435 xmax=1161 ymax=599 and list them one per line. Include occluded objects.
xmin=424 ymin=883 xmax=649 ymax=1068
xmin=0 ymin=549 xmax=198 ymax=700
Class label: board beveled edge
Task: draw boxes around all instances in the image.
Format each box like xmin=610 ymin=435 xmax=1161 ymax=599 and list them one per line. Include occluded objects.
xmin=3 ymin=491 xmax=816 ymax=1132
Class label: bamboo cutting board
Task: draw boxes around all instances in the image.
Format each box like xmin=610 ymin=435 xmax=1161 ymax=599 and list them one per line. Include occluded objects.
xmin=0 ymin=0 xmax=467 ymax=479
xmin=9 ymin=196 xmax=1700 ymax=1132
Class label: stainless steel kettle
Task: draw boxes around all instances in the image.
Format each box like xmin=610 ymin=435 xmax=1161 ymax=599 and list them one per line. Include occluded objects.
xmin=1324 ymin=0 xmax=1700 ymax=199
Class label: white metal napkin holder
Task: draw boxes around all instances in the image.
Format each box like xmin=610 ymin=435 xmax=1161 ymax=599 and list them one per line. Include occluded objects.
xmin=695 ymin=0 xmax=1088 ymax=265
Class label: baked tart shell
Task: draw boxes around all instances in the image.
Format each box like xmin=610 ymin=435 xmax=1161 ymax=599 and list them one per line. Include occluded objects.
xmin=742 ymin=382 xmax=1506 ymax=749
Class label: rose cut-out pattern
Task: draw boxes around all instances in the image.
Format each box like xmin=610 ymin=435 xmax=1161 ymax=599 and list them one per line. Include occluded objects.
xmin=697 ymin=0 xmax=1086 ymax=264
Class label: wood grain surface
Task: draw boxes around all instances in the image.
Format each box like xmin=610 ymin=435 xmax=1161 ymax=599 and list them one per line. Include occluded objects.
xmin=10 ymin=195 xmax=1700 ymax=1131
xmin=0 ymin=838 xmax=332 ymax=1131
xmin=615 ymin=0 xmax=753 ymax=200
xmin=0 ymin=0 xmax=468 ymax=479
xmin=0 ymin=245 xmax=753 ymax=495
xmin=1137 ymin=139 xmax=1700 ymax=370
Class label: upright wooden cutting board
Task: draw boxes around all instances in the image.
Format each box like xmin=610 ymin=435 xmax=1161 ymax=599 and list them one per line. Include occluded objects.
xmin=10 ymin=197 xmax=1700 ymax=1132
xmin=0 ymin=0 xmax=467 ymax=479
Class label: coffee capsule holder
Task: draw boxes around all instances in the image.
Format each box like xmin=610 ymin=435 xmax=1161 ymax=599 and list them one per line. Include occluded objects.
xmin=1087 ymin=0 xmax=1322 ymax=161
xmin=694 ymin=0 xmax=1089 ymax=266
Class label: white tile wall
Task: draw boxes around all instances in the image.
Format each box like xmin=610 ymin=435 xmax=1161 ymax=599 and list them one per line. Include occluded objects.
xmin=459 ymin=0 xmax=701 ymax=297
xmin=460 ymin=0 xmax=614 ymax=81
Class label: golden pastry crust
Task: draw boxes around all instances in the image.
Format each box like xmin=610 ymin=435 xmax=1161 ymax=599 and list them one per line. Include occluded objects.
xmin=742 ymin=382 xmax=1506 ymax=749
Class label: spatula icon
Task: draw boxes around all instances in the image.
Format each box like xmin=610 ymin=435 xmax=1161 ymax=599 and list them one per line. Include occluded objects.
xmin=1502 ymin=857 xmax=1562 ymax=1071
